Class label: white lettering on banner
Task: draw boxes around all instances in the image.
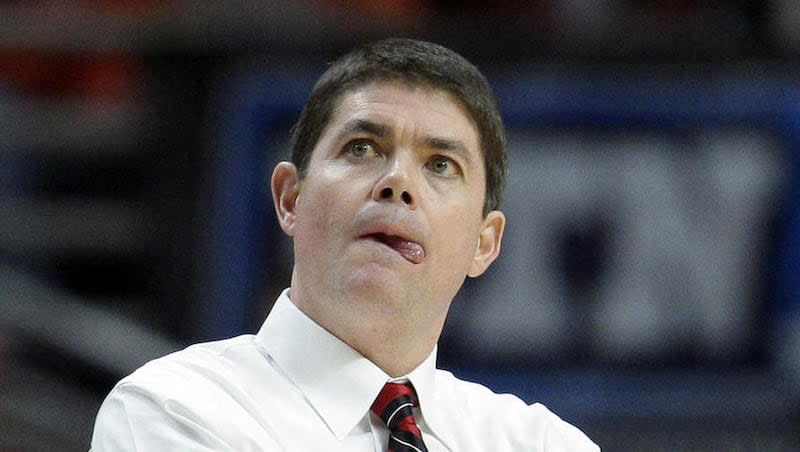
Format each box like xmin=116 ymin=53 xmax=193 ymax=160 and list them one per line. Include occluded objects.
xmin=448 ymin=129 xmax=786 ymax=363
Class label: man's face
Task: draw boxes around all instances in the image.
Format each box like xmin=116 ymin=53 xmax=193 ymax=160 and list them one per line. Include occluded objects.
xmin=273 ymin=81 xmax=504 ymax=325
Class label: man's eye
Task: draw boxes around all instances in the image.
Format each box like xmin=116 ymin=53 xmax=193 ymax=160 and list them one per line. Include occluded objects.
xmin=427 ymin=156 xmax=456 ymax=175
xmin=349 ymin=141 xmax=375 ymax=158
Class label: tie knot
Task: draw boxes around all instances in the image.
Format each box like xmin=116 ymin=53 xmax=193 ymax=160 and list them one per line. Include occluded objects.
xmin=371 ymin=382 xmax=429 ymax=452
xmin=370 ymin=382 xmax=419 ymax=428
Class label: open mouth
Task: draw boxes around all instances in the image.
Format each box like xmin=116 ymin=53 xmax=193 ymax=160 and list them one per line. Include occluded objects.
xmin=363 ymin=232 xmax=425 ymax=264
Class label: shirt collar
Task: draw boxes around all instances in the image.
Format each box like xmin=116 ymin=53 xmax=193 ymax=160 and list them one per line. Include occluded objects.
xmin=405 ymin=348 xmax=455 ymax=446
xmin=255 ymin=289 xmax=441 ymax=440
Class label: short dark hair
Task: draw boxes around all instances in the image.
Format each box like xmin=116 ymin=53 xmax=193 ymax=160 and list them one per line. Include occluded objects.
xmin=289 ymin=38 xmax=506 ymax=215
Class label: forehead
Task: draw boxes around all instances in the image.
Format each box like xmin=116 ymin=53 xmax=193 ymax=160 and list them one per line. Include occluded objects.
xmin=323 ymin=81 xmax=480 ymax=147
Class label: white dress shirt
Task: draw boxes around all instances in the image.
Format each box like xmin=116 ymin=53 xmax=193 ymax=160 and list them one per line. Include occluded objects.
xmin=91 ymin=289 xmax=599 ymax=451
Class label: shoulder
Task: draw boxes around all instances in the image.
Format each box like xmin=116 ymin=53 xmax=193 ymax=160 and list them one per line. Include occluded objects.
xmin=433 ymin=370 xmax=600 ymax=451
xmin=108 ymin=334 xmax=257 ymax=399
xmin=91 ymin=334 xmax=283 ymax=450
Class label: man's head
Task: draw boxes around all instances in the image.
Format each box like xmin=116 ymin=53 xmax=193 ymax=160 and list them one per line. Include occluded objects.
xmin=289 ymin=38 xmax=506 ymax=215
xmin=271 ymin=39 xmax=507 ymax=375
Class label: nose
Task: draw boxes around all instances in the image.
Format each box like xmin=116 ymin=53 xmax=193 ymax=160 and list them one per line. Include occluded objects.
xmin=372 ymin=157 xmax=417 ymax=209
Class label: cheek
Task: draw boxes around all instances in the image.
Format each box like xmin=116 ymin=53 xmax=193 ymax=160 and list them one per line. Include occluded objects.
xmin=433 ymin=210 xmax=483 ymax=261
xmin=294 ymin=186 xmax=329 ymax=234
xmin=295 ymin=182 xmax=350 ymax=239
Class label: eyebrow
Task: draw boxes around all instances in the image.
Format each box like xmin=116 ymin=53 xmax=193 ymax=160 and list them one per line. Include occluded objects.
xmin=337 ymin=119 xmax=392 ymax=140
xmin=423 ymin=136 xmax=474 ymax=164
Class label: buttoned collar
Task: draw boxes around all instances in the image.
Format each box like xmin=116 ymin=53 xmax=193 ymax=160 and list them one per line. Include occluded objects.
xmin=405 ymin=349 xmax=456 ymax=447
xmin=254 ymin=289 xmax=443 ymax=441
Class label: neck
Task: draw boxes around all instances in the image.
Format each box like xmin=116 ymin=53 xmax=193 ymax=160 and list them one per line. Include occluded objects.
xmin=351 ymin=320 xmax=440 ymax=377
xmin=288 ymin=282 xmax=447 ymax=377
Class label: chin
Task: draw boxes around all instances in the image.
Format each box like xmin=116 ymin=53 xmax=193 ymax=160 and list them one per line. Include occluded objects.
xmin=339 ymin=266 xmax=409 ymax=301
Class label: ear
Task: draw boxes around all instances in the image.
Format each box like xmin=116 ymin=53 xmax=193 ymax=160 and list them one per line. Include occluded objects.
xmin=270 ymin=161 xmax=301 ymax=237
xmin=468 ymin=210 xmax=505 ymax=278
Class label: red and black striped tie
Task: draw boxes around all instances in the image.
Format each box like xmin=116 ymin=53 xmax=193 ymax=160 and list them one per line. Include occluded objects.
xmin=371 ymin=382 xmax=429 ymax=452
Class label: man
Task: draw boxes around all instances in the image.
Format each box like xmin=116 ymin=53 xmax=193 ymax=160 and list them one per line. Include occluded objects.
xmin=91 ymin=38 xmax=599 ymax=451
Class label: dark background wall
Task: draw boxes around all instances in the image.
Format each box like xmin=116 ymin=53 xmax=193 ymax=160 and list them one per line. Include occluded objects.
xmin=1 ymin=1 xmax=799 ymax=450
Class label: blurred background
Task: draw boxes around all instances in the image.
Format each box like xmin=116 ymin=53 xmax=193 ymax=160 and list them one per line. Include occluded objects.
xmin=1 ymin=0 xmax=800 ymax=450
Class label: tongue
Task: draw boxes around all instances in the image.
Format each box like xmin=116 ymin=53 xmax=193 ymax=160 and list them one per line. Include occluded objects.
xmin=382 ymin=235 xmax=425 ymax=264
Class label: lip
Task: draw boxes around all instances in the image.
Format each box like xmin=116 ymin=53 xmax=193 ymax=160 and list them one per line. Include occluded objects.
xmin=357 ymin=220 xmax=426 ymax=264
xmin=359 ymin=221 xmax=416 ymax=242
